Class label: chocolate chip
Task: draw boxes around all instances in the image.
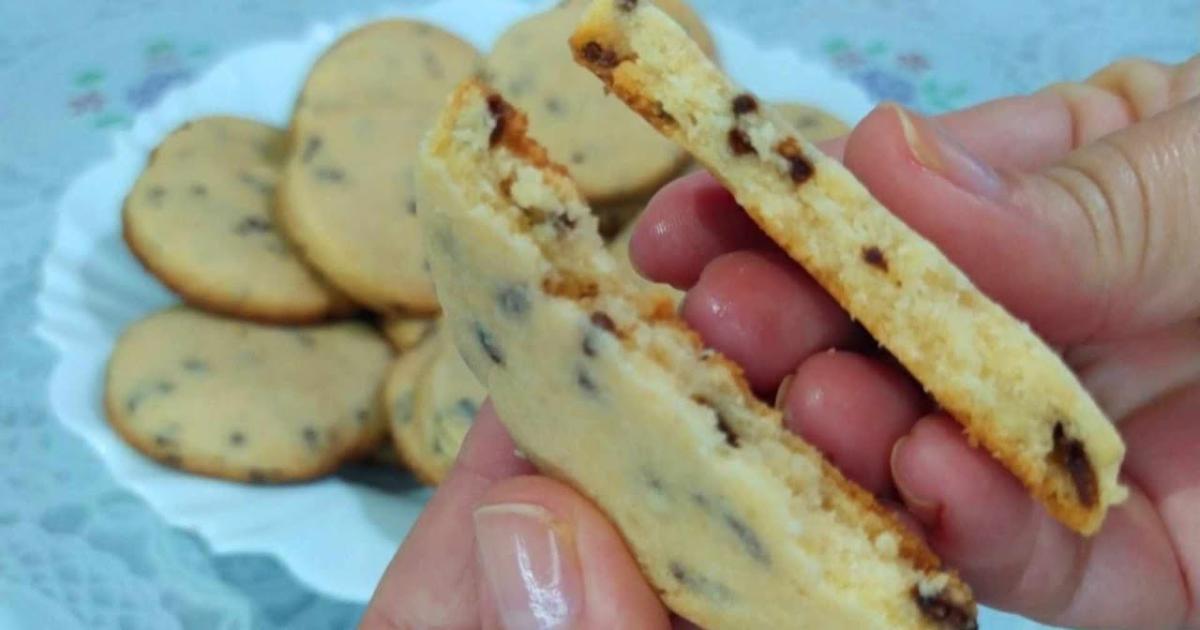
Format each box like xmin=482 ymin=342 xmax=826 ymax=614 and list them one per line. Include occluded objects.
xmin=728 ymin=128 xmax=756 ymax=156
xmin=617 ymin=0 xmax=638 ymax=10
xmin=1050 ymin=422 xmax=1097 ymax=508
xmin=591 ymin=311 xmax=616 ymax=333
xmin=355 ymin=408 xmax=370 ymax=425
xmin=862 ymin=245 xmax=888 ymax=271
xmin=570 ymin=151 xmax=586 ymax=165
xmin=421 ymin=50 xmax=443 ymax=79
xmin=147 ymin=186 xmax=166 ymax=204
xmin=775 ymin=138 xmax=813 ymax=183
xmin=189 ymin=183 xmax=208 ymax=197
xmin=456 ymin=398 xmax=479 ymax=419
xmin=577 ymin=367 xmax=598 ymax=394
xmin=159 ymin=454 xmax=182 ymax=468
xmin=181 ymin=358 xmax=207 ymax=373
xmin=476 ymin=323 xmax=505 ymax=366
xmin=229 ymin=432 xmax=246 ymax=446
xmin=486 ymin=93 xmax=511 ymax=148
xmin=724 ymin=513 xmax=768 ymax=565
xmin=235 ymin=216 xmax=273 ymax=235
xmin=302 ymin=426 xmax=320 ymax=450
xmin=157 ymin=381 xmax=175 ymax=394
xmin=406 ymin=198 xmax=417 ymax=215
xmin=247 ymin=469 xmax=270 ymax=484
xmin=545 ymin=97 xmax=565 ymax=115
xmin=731 ymin=93 xmax=758 ymax=116
xmin=153 ymin=434 xmax=176 ymax=449
xmin=238 ymin=172 xmax=273 ymax=195
xmin=314 ymin=167 xmax=345 ymax=182
xmin=301 ymin=136 xmax=322 ymax=163
xmin=669 ymin=561 xmax=733 ymax=602
xmin=642 ymin=469 xmax=666 ymax=493
xmin=913 ymin=585 xmax=978 ymax=630
xmin=581 ymin=41 xmax=619 ymax=69
xmin=496 ymin=285 xmax=530 ymax=317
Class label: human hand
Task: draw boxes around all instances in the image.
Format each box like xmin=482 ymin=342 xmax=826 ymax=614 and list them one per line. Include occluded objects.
xmin=362 ymin=56 xmax=1200 ymax=629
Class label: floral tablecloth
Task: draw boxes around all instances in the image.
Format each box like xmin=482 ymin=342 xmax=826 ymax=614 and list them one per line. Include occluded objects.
xmin=1 ymin=1 xmax=1195 ymax=628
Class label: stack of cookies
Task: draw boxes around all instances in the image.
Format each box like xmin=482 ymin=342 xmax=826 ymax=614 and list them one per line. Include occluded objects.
xmin=106 ymin=3 xmax=849 ymax=488
xmin=109 ymin=20 xmax=488 ymax=485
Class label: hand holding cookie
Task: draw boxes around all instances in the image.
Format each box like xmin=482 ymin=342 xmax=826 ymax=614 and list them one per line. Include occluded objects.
xmin=364 ymin=54 xmax=1200 ymax=629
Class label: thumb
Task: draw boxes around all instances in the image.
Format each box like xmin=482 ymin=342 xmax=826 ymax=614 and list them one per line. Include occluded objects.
xmin=842 ymin=98 xmax=1200 ymax=345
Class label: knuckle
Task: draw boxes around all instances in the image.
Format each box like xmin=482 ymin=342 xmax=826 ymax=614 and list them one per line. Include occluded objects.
xmin=1086 ymin=57 xmax=1174 ymax=120
xmin=1170 ymin=54 xmax=1200 ymax=104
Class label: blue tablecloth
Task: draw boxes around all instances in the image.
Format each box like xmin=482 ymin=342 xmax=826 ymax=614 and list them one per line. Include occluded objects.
xmin=1 ymin=1 xmax=1195 ymax=628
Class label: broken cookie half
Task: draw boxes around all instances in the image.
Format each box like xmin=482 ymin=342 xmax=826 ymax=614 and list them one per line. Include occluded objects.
xmin=418 ymin=80 xmax=977 ymax=629
xmin=570 ymin=0 xmax=1127 ymax=535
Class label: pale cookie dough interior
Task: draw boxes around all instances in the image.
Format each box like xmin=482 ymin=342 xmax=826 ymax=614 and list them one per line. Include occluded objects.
xmin=105 ymin=308 xmax=393 ymax=483
xmin=123 ymin=116 xmax=352 ymax=323
xmin=418 ymin=82 xmax=976 ymax=630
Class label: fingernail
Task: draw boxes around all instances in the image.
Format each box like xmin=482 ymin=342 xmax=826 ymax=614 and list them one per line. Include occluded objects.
xmin=474 ymin=503 xmax=583 ymax=630
xmin=890 ymin=437 xmax=941 ymax=525
xmin=774 ymin=374 xmax=795 ymax=410
xmin=891 ymin=104 xmax=1008 ymax=203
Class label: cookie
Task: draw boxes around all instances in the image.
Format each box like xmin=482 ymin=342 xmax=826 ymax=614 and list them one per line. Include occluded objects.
xmin=484 ymin=0 xmax=714 ymax=203
xmin=105 ymin=307 xmax=393 ymax=483
xmin=123 ymin=117 xmax=353 ymax=323
xmin=571 ymin=0 xmax=1127 ymax=534
xmin=295 ymin=19 xmax=481 ymax=114
xmin=417 ymin=81 xmax=976 ymax=629
xmin=380 ymin=317 xmax=437 ymax=352
xmin=773 ymin=102 xmax=851 ymax=143
xmin=277 ymin=106 xmax=446 ymax=314
xmin=388 ymin=328 xmax=486 ymax=485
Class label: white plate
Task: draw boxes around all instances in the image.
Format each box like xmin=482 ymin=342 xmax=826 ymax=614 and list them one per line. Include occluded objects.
xmin=33 ymin=1 xmax=1053 ymax=626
